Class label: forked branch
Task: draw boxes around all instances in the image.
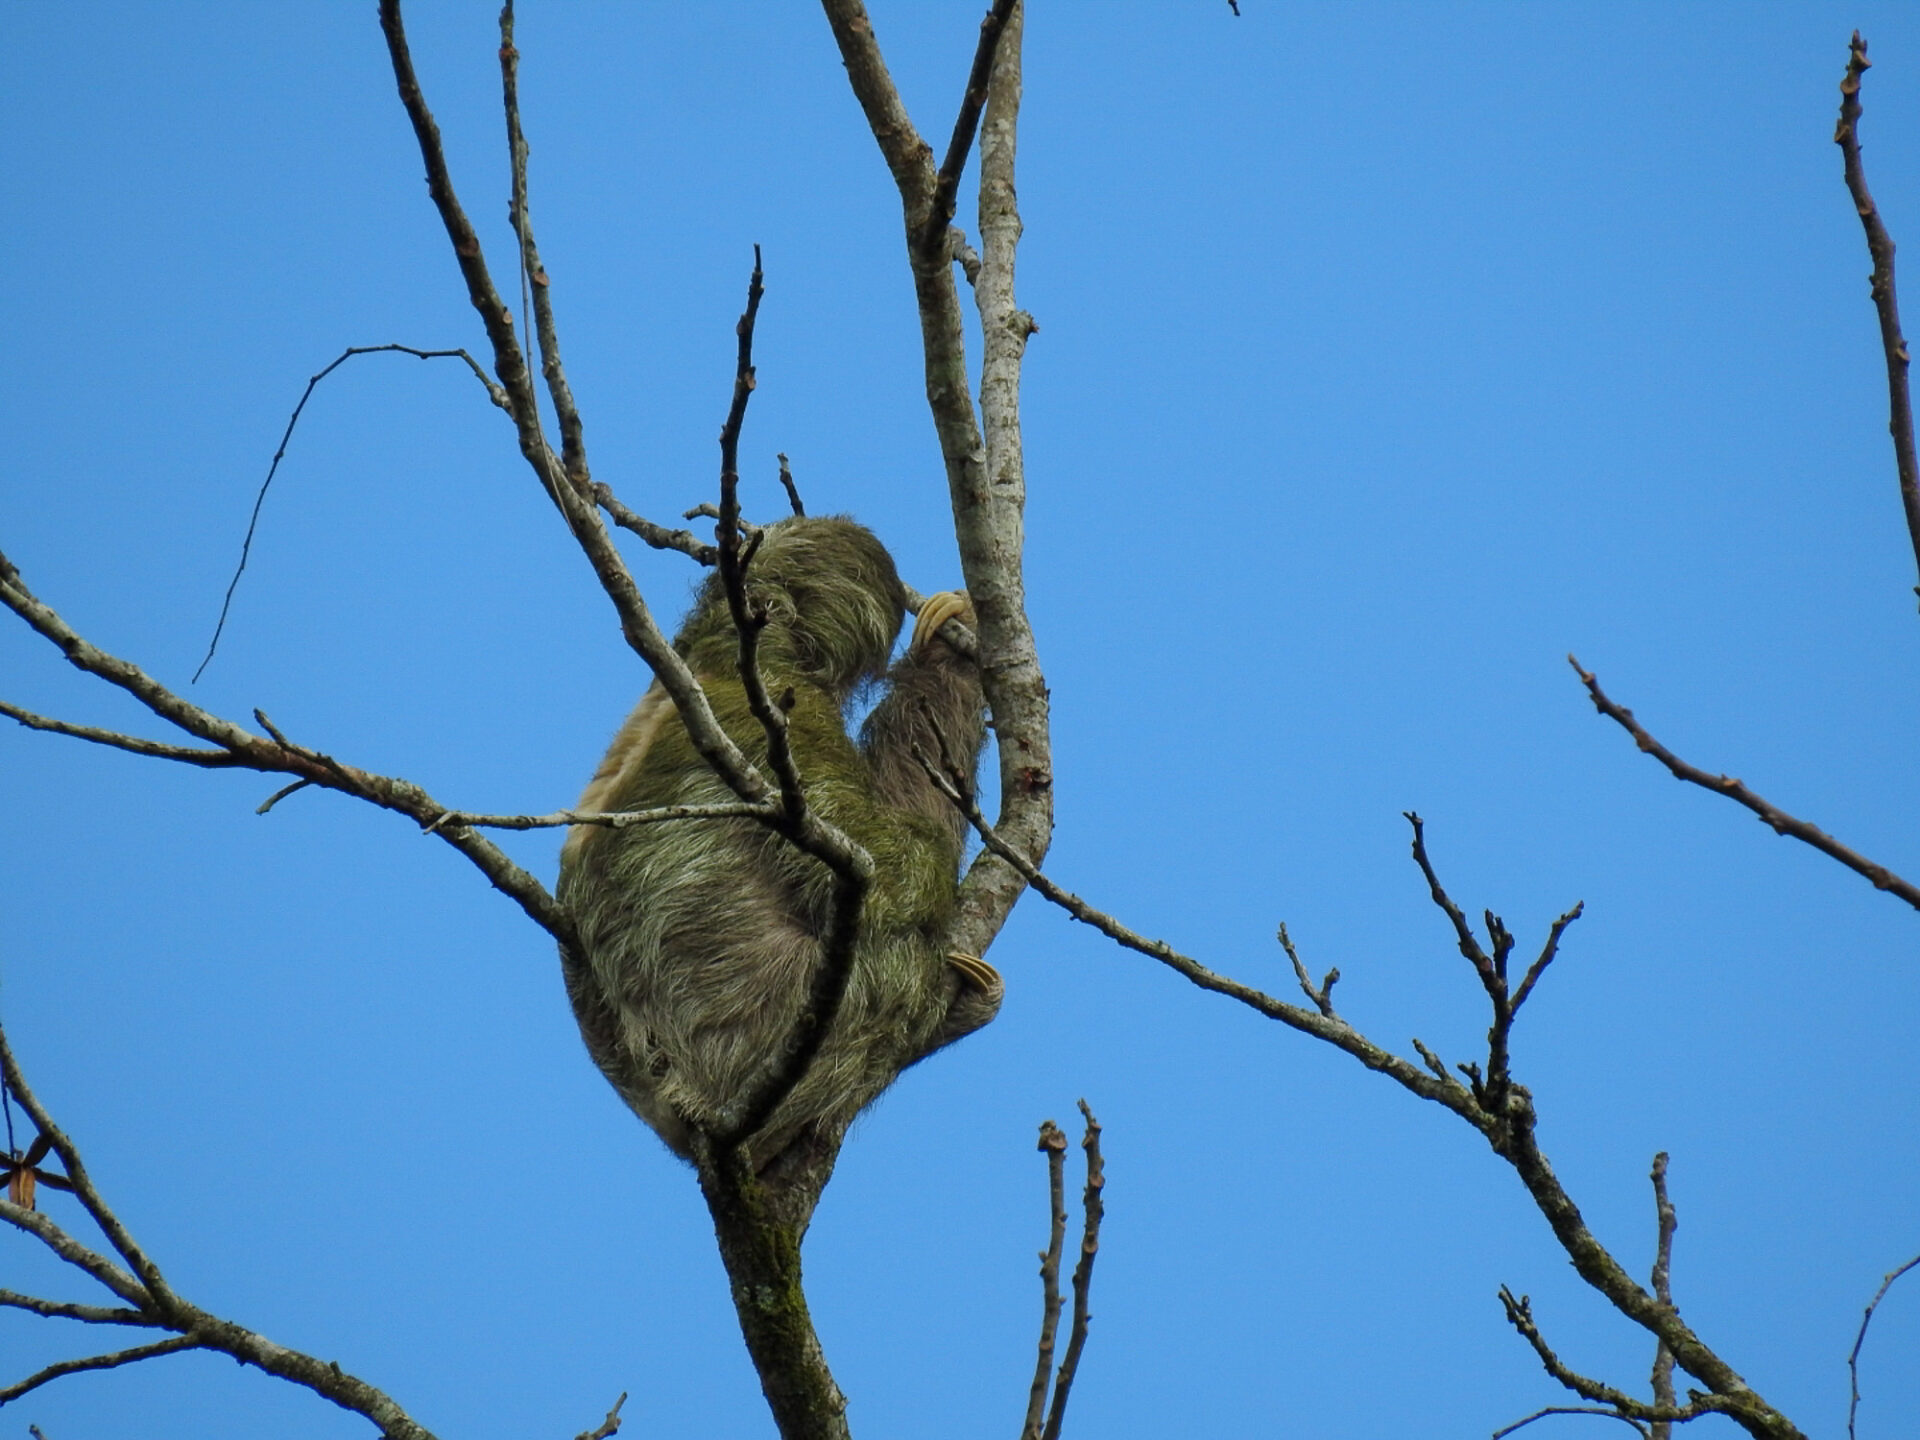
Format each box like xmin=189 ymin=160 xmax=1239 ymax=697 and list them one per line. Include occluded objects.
xmin=0 ymin=1025 xmax=440 ymax=1438
xmin=918 ymin=755 xmax=1804 ymax=1440
xmin=820 ymin=0 xmax=1054 ymax=963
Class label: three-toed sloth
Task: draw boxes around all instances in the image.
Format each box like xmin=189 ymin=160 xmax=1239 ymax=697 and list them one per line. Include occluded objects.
xmin=557 ymin=516 xmax=1000 ymax=1169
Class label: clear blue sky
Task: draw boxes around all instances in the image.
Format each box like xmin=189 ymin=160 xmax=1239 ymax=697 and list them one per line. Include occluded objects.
xmin=4 ymin=5 xmax=1918 ymax=1437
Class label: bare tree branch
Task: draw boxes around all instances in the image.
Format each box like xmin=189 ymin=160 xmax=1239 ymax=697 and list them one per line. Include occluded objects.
xmin=919 ymin=740 xmax=1806 ymax=1438
xmin=1649 ymin=1153 xmax=1678 ymax=1440
xmin=1834 ymin=32 xmax=1920 ymax=603
xmin=1497 ymin=1287 xmax=1737 ymax=1432
xmin=428 ymin=802 xmax=776 ymax=833
xmin=776 ymin=453 xmax=806 ymax=517
xmin=0 ymin=702 xmax=239 ymax=767
xmin=192 ymin=343 xmax=509 ymax=683
xmin=1572 ymin=657 xmax=1920 ymax=914
xmin=0 ymin=1291 xmax=159 ymax=1328
xmin=499 ymin=0 xmax=585 ymax=480
xmin=915 ymin=749 xmax=1485 ymax=1120
xmin=0 ymin=1025 xmax=176 ymax=1311
xmin=377 ymin=0 xmax=778 ymax=818
xmin=0 ymin=1024 xmax=442 ymax=1438
xmin=705 ymin=251 xmax=875 ymax=1155
xmin=1493 ymin=1406 xmax=1651 ymax=1440
xmin=1021 ymin=1121 xmax=1069 ymax=1440
xmin=922 ymin=0 xmax=1020 ymax=257
xmin=1847 ymin=1251 xmax=1920 ymax=1440
xmin=594 ymin=482 xmax=719 ymax=564
xmin=0 ymin=1337 xmax=203 ymax=1406
xmin=820 ymin=0 xmax=1054 ymax=964
xmin=1 ymin=550 xmax=571 ymax=944
xmin=1041 ymin=1101 xmax=1104 ymax=1440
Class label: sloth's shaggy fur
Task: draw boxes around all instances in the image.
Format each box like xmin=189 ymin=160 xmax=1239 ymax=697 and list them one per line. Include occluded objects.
xmin=558 ymin=516 xmax=996 ymax=1169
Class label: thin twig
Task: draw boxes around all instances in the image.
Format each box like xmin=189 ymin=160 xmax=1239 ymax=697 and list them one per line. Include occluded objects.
xmin=1493 ymin=1406 xmax=1651 ymax=1440
xmin=0 ymin=1337 xmax=202 ymax=1404
xmin=1022 ymin=1121 xmax=1069 ymax=1440
xmin=1040 ymin=1101 xmax=1104 ymax=1440
xmin=911 ymin=747 xmax=1484 ymax=1120
xmin=1512 ymin=903 xmax=1585 ymax=1015
xmin=1834 ymin=33 xmax=1920 ymax=603
xmin=378 ymin=0 xmax=779 ymax=819
xmin=1572 ymin=658 xmax=1920 ymax=913
xmin=594 ymin=483 xmax=718 ymax=565
xmin=1847 ymin=1251 xmax=1920 ymax=1440
xmin=0 ymin=1290 xmax=159 ymax=1327
xmin=0 ymin=703 xmax=238 ymax=767
xmin=193 ymin=344 xmax=507 ymax=682
xmin=705 ymin=251 xmax=874 ymax=1154
xmin=500 ymin=0 xmax=586 ymax=483
xmin=0 ymin=1026 xmax=175 ymax=1310
xmin=1649 ymin=1154 xmax=1677 ymax=1440
xmin=1278 ymin=922 xmax=1339 ymax=1017
xmin=427 ymin=801 xmax=775 ymax=834
xmin=776 ymin=453 xmax=805 ymax=516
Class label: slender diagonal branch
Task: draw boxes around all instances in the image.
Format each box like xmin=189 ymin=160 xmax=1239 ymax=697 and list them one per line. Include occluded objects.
xmin=919 ymin=744 xmax=1803 ymax=1437
xmin=0 ymin=703 xmax=239 ymax=766
xmin=704 ymin=252 xmax=874 ymax=1154
xmin=921 ymin=0 xmax=1020 ymax=257
xmin=427 ymin=801 xmax=775 ymax=833
xmin=1 ymin=1337 xmax=203 ymax=1405
xmin=595 ymin=482 xmax=718 ymax=564
xmin=0 ymin=1291 xmax=160 ymax=1327
xmin=1498 ymin=1288 xmax=1737 ymax=1431
xmin=1834 ymin=32 xmax=1920 ymax=600
xmin=500 ymin=0 xmax=586 ymax=479
xmin=377 ymin=0 xmax=777 ymax=815
xmin=1 ymin=552 xmax=570 ymax=942
xmin=1572 ymin=658 xmax=1920 ymax=914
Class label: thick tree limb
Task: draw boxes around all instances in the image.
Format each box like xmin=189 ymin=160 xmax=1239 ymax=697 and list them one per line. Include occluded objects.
xmin=1572 ymin=658 xmax=1920 ymax=914
xmin=821 ymin=0 xmax=1054 ymax=963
